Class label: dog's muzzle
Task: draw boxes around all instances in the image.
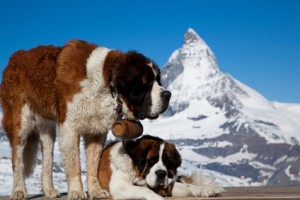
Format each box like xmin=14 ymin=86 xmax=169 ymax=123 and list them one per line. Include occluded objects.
xmin=160 ymin=90 xmax=171 ymax=113
xmin=156 ymin=169 xmax=167 ymax=185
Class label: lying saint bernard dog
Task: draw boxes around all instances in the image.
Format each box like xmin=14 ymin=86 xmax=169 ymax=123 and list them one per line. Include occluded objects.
xmin=0 ymin=40 xmax=171 ymax=200
xmin=98 ymin=135 xmax=224 ymax=199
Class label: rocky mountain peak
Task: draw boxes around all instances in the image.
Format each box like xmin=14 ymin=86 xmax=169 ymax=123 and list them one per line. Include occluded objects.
xmin=162 ymin=28 xmax=220 ymax=89
xmin=162 ymin=28 xmax=224 ymax=114
xmin=184 ymin=28 xmax=206 ymax=45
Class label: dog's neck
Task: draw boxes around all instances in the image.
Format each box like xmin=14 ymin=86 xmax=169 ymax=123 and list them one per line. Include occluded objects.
xmin=102 ymin=50 xmax=125 ymax=120
xmin=103 ymin=49 xmax=124 ymax=88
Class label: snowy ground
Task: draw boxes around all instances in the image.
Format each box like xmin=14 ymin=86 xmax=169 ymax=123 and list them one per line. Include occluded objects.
xmin=0 ymin=140 xmax=83 ymax=195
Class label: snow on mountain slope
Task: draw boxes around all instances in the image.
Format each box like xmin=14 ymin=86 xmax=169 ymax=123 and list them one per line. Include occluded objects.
xmin=143 ymin=99 xmax=227 ymax=140
xmin=234 ymin=79 xmax=300 ymax=144
xmin=273 ymin=102 xmax=300 ymax=120
xmin=272 ymin=102 xmax=300 ymax=139
xmin=144 ymin=28 xmax=300 ymax=145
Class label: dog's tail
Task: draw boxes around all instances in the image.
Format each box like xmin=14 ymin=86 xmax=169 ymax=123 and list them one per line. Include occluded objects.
xmin=23 ymin=133 xmax=40 ymax=177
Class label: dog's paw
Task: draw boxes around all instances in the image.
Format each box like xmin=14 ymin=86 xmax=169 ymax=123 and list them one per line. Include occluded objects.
xmin=185 ymin=171 xmax=224 ymax=197
xmin=189 ymin=183 xmax=224 ymax=197
xmin=68 ymin=191 xmax=88 ymax=200
xmin=132 ymin=176 xmax=147 ymax=187
xmin=202 ymin=185 xmax=223 ymax=197
xmin=87 ymin=176 xmax=109 ymax=199
xmin=144 ymin=192 xmax=165 ymax=200
xmin=9 ymin=191 xmax=26 ymax=200
xmin=88 ymin=188 xmax=109 ymax=200
xmin=44 ymin=188 xmax=60 ymax=198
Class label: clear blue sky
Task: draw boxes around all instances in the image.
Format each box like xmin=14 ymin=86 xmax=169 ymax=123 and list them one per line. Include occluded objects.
xmin=0 ymin=0 xmax=299 ymax=103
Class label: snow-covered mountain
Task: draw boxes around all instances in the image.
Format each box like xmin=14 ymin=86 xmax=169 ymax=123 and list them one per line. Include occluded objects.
xmin=145 ymin=28 xmax=300 ymax=144
xmin=143 ymin=28 xmax=300 ymax=186
xmin=1 ymin=28 xmax=300 ymax=195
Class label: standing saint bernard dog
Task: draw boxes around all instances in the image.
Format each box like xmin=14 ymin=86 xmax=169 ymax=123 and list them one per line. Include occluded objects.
xmin=99 ymin=135 xmax=224 ymax=199
xmin=0 ymin=40 xmax=171 ymax=200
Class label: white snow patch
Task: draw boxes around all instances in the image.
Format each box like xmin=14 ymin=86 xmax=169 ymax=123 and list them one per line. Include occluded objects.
xmin=285 ymin=165 xmax=300 ymax=181
xmin=201 ymin=141 xmax=233 ymax=148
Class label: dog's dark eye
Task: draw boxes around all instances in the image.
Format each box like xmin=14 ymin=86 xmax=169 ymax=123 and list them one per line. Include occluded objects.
xmin=145 ymin=80 xmax=154 ymax=90
xmin=148 ymin=157 xmax=158 ymax=165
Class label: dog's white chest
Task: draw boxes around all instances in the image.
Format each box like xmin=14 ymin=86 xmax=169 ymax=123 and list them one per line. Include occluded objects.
xmin=65 ymin=82 xmax=118 ymax=135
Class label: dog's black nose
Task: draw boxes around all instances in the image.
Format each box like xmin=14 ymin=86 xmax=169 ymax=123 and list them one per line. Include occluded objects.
xmin=155 ymin=169 xmax=167 ymax=179
xmin=161 ymin=91 xmax=171 ymax=101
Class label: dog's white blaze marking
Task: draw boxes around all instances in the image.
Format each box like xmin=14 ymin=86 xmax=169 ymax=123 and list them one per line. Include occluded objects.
xmin=147 ymin=62 xmax=170 ymax=118
xmin=150 ymin=81 xmax=164 ymax=117
xmin=159 ymin=143 xmax=165 ymax=162
xmin=147 ymin=62 xmax=157 ymax=77
xmin=145 ymin=143 xmax=168 ymax=188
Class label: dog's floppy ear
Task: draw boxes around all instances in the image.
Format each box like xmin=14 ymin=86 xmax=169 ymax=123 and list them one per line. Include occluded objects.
xmin=171 ymin=144 xmax=181 ymax=169
xmin=164 ymin=143 xmax=182 ymax=172
xmin=126 ymin=139 xmax=152 ymax=173
xmin=103 ymin=50 xmax=124 ymax=88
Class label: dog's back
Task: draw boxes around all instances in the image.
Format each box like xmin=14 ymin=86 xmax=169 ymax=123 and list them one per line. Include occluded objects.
xmin=1 ymin=45 xmax=62 ymax=122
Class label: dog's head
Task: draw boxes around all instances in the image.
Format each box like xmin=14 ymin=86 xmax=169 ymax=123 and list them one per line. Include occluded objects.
xmin=105 ymin=51 xmax=171 ymax=120
xmin=126 ymin=135 xmax=182 ymax=197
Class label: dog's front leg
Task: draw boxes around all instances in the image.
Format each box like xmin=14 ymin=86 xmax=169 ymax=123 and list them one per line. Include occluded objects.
xmin=84 ymin=134 xmax=109 ymax=199
xmin=58 ymin=123 xmax=87 ymax=200
xmin=110 ymin=176 xmax=164 ymax=200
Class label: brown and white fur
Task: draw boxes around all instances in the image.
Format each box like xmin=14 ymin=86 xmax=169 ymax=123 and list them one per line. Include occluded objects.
xmin=98 ymin=135 xmax=223 ymax=200
xmin=0 ymin=40 xmax=171 ymax=200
